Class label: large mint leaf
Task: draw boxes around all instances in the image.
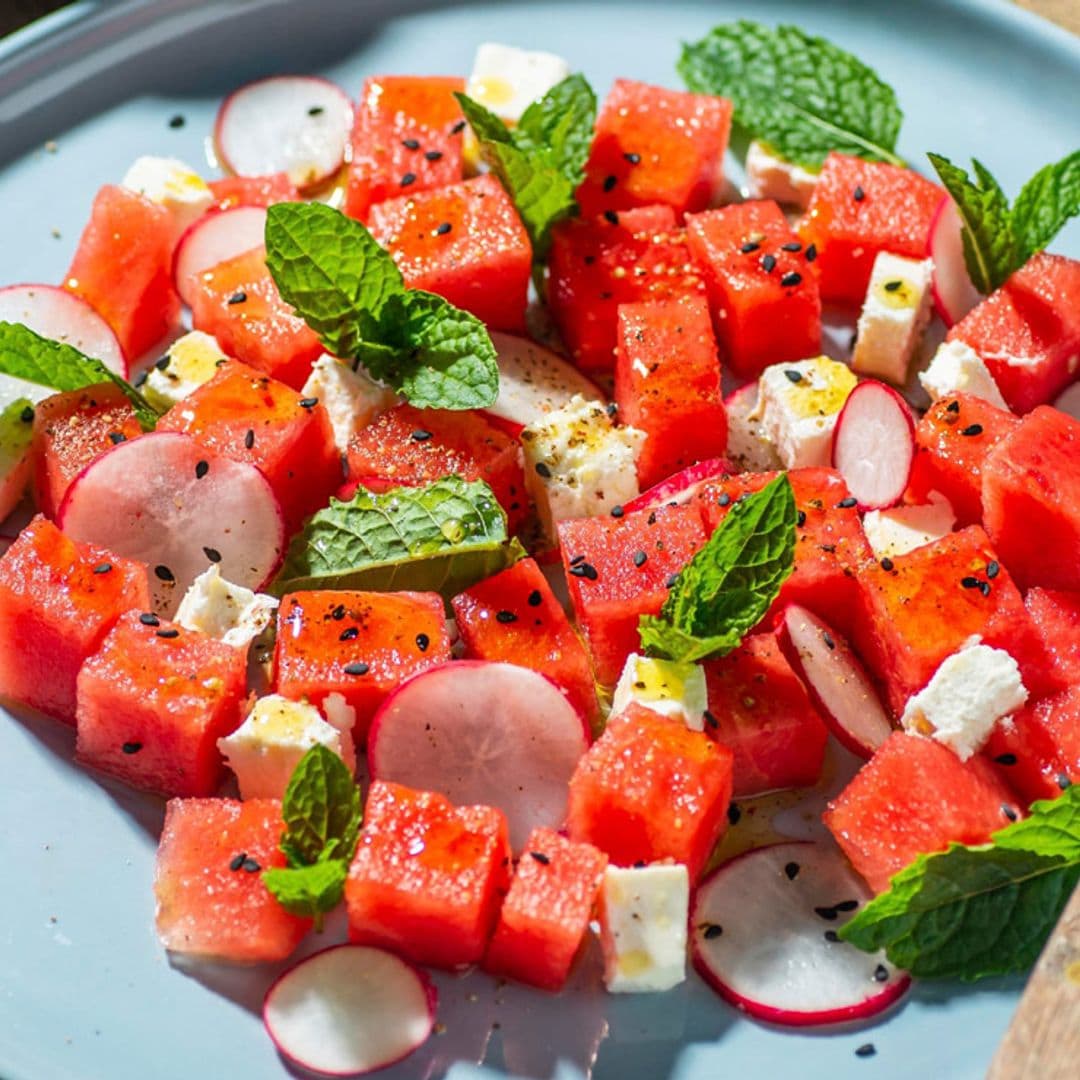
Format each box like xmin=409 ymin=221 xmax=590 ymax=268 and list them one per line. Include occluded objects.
xmin=1010 ymin=150 xmax=1080 ymax=263
xmin=515 ymin=73 xmax=597 ymax=186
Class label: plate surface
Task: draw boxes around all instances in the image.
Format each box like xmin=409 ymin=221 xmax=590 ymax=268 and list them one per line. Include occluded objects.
xmin=0 ymin=1 xmax=1077 ymax=1078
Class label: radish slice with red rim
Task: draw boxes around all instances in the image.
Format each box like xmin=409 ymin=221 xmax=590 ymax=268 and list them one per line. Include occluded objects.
xmin=57 ymin=432 xmax=285 ymax=614
xmin=831 ymin=381 xmax=915 ymax=511
xmin=172 ymin=206 xmax=267 ymax=306
xmin=778 ymin=605 xmax=893 ymax=759
xmin=692 ymin=842 xmax=910 ymax=1027
xmin=368 ymin=661 xmax=589 ymax=850
xmin=927 ymin=196 xmax=983 ymax=327
xmin=622 ymin=457 xmax=734 ymax=514
xmin=0 ymin=284 xmax=127 ymax=375
xmin=264 ymin=945 xmax=437 ymax=1077
xmin=215 ymin=76 xmax=353 ymax=191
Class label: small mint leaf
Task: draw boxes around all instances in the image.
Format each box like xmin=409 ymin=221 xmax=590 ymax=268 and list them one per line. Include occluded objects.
xmin=1010 ymin=150 xmax=1080 ymax=264
xmin=278 ymin=744 xmax=362 ymax=869
xmin=262 ymin=860 xmax=348 ymax=931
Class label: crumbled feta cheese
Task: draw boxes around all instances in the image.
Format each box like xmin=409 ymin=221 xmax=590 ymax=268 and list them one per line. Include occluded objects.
xmin=599 ymin=863 xmax=689 ymax=993
xmin=521 ymin=394 xmax=644 ymax=543
xmin=121 ymin=156 xmax=213 ymax=241
xmin=174 ymin=564 xmax=278 ymax=648
xmin=724 ymin=382 xmax=782 ymax=472
xmin=143 ymin=331 xmax=228 ymax=412
xmin=611 ymin=653 xmax=707 ymax=731
xmin=900 ymin=641 xmax=1028 ymax=760
xmin=863 ymin=491 xmax=956 ymax=559
xmin=919 ymin=339 xmax=1009 ymax=410
xmin=745 ymin=140 xmax=819 ymax=209
xmin=218 ymin=694 xmax=354 ymax=800
xmin=466 ymin=43 xmax=571 ymax=126
xmin=300 ymin=354 xmax=396 ymax=452
xmin=750 ymin=357 xmax=857 ymax=469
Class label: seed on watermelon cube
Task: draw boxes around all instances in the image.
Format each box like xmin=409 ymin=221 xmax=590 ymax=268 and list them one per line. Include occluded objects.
xmin=344 ymin=75 xmax=465 ymax=222
xmin=566 ymin=703 xmax=733 ymax=880
xmin=981 ymin=405 xmax=1080 ymax=592
xmin=367 ymin=174 xmax=531 ymax=333
xmin=208 ymin=172 xmax=300 ymax=210
xmin=702 ymin=631 xmax=828 ymax=796
xmin=614 ymin=296 xmax=728 ymax=490
xmin=946 ymin=253 xmax=1080 ymax=414
xmin=824 ymin=731 xmax=1020 ymax=893
xmin=1025 ymin=587 xmax=1080 ymax=688
xmin=451 ymin=557 xmax=600 ymax=728
xmin=557 ymin=501 xmax=708 ymax=686
xmin=345 ymin=780 xmax=511 ymax=969
xmin=482 ymin=827 xmax=607 ymax=991
xmin=272 ymin=590 xmax=451 ymax=744
xmin=189 ymin=247 xmax=323 ymax=390
xmin=798 ymin=152 xmax=944 ymax=307
xmin=686 ymin=200 xmax=822 ymax=379
xmin=65 ymin=184 xmax=180 ymax=361
xmin=548 ymin=204 xmax=706 ymax=372
xmin=345 ymin=403 xmax=526 ymax=534
xmin=154 ymin=796 xmax=310 ymax=962
xmin=157 ymin=358 xmax=340 ymax=536
xmin=908 ymin=392 xmax=1019 ymax=526
xmin=31 ymin=384 xmax=143 ymax=519
xmin=0 ymin=515 xmax=149 ymax=722
xmin=75 ymin=612 xmax=247 ymax=797
xmin=577 ymin=79 xmax=732 ymax=219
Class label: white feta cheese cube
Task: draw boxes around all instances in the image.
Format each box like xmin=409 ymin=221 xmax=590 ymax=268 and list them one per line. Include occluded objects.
xmin=143 ymin=330 xmax=228 ymax=412
xmin=851 ymin=252 xmax=934 ymax=385
xmin=121 ymin=156 xmax=213 ymax=241
xmin=599 ymin=863 xmax=689 ymax=993
xmin=218 ymin=694 xmax=355 ymax=800
xmin=724 ymin=381 xmax=782 ymax=472
xmin=466 ymin=43 xmax=571 ymax=126
xmin=919 ymin=339 xmax=1009 ymax=410
xmin=863 ymin=491 xmax=956 ymax=559
xmin=611 ymin=653 xmax=707 ymax=731
xmin=175 ymin=564 xmax=278 ymax=648
xmin=900 ymin=641 xmax=1028 ymax=760
xmin=745 ymin=140 xmax=819 ymax=209
xmin=300 ymin=354 xmax=397 ymax=452
xmin=750 ymin=357 xmax=856 ymax=469
xmin=521 ymin=394 xmax=644 ymax=543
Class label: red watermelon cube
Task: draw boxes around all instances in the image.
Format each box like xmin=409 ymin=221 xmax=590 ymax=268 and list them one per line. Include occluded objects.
xmin=1025 ymin=588 xmax=1080 ymax=687
xmin=208 ymin=172 xmax=300 ymax=211
xmin=345 ymin=780 xmax=511 ymax=969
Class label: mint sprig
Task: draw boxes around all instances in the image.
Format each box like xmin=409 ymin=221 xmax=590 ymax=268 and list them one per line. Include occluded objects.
xmin=678 ymin=21 xmax=904 ymax=169
xmin=0 ymin=321 xmax=160 ymax=430
xmin=840 ymin=785 xmax=1080 ymax=980
xmin=929 ymin=151 xmax=1080 ymax=294
xmin=264 ymin=202 xmax=499 ymax=411
xmin=638 ymin=473 xmax=797 ymax=663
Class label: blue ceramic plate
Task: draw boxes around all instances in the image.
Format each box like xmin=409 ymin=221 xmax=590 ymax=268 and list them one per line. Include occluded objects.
xmin=0 ymin=2 xmax=1077 ymax=1078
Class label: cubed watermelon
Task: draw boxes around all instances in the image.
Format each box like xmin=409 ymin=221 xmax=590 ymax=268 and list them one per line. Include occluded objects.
xmin=1025 ymin=587 xmax=1080 ymax=687
xmin=207 ymin=173 xmax=300 ymax=211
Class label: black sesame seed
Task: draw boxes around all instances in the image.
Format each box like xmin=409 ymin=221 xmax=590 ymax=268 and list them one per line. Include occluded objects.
xmin=824 ymin=930 xmax=840 ymax=942
xmin=946 ymin=399 xmax=961 ymax=413
xmin=665 ymin=574 xmax=678 ymax=588
xmin=603 ymin=210 xmax=619 ymax=225
xmin=155 ymin=355 xmax=171 ymax=370
xmin=781 ymin=241 xmax=802 ymax=252
xmin=784 ymin=369 xmax=803 ymax=383
xmin=883 ymin=279 xmax=903 ymax=292
xmin=535 ymin=462 xmax=552 ymax=478
xmin=1057 ymin=773 xmax=1072 ymax=790
xmin=568 ymin=562 xmax=598 ymax=581
xmin=308 ymin=105 xmax=325 ymax=117
xmin=780 ymin=271 xmax=803 ymax=287
xmin=823 ymin=631 xmax=836 ymax=651
xmin=496 ymin=610 xmax=518 ymax=624
xmin=108 ymin=431 xmax=126 ymax=445
xmin=704 ymin=710 xmax=719 ymax=730
xmin=717 ymin=492 xmax=732 ymax=507
xmin=855 ymin=1043 xmax=876 ymax=1059
xmin=244 ymin=429 xmax=255 ymax=450
xmin=978 ymin=581 xmax=992 ymax=598
xmin=415 ymin=633 xmax=430 ymax=652
xmin=529 ymin=851 xmax=551 ymax=865
xmin=411 ymin=429 xmax=432 ymax=441
xmin=425 ymin=150 xmax=444 ymax=162
xmin=195 ymin=460 xmax=209 ymax=479
xmin=703 ymin=923 xmax=723 ymax=940
xmin=344 ymin=661 xmax=370 ymax=676
xmin=121 ymin=741 xmax=143 ymax=755
xmin=986 ymin=560 xmax=1000 ymax=579
xmin=611 ymin=505 xmax=624 ymax=518
xmin=740 ymin=241 xmax=760 ymax=254
xmin=647 ymin=512 xmax=657 ymax=525
xmin=139 ymin=613 xmax=160 ymax=627
xmin=874 ymin=964 xmax=890 ymax=982
xmin=19 ymin=405 xmax=34 ymax=423
xmin=435 ymin=222 xmax=452 ymax=236
xmin=606 ymin=402 xmax=618 ymax=417
xmin=805 ymin=243 xmax=817 ymax=262
xmin=603 ymin=175 xmax=617 ymax=193
xmin=819 ymin=543 xmax=837 ymax=554
xmin=624 ymin=152 xmax=641 ymax=165
xmin=339 ymin=627 xmax=359 ymax=642
xmin=994 ymin=753 xmax=1018 ymax=766
xmin=229 ymin=852 xmax=247 ymax=872
xmin=242 ymin=857 xmax=261 ymax=873
xmin=632 ymin=550 xmax=648 ymax=568
xmin=761 ymin=254 xmax=777 ymax=273
xmin=837 ymin=496 xmax=858 ymax=509
xmin=156 ymin=628 xmax=180 ymax=639
xmin=299 ymin=397 xmax=318 ymax=409
xmin=520 ymin=591 xmax=541 ymax=611
xmin=93 ymin=562 xmax=112 ymax=575
xmin=814 ymin=906 xmax=839 ymax=921
xmin=1002 ymin=804 xmax=1018 ymax=822
xmin=168 ymin=114 xmax=186 ymax=129
xmin=227 ymin=291 xmax=247 ymax=305
xmin=796 ymin=510 xmax=807 ymax=527
xmin=451 ymin=120 xmax=467 ymax=135
xmin=960 ymin=423 xmax=984 ymax=437
xmin=834 ymin=899 xmax=859 ymax=913
xmin=880 ymin=557 xmax=894 ymax=571
xmin=727 ymin=803 xmax=742 ymax=825
xmin=853 ymin=185 xmax=865 ymax=202
xmin=570 ymin=554 xmax=586 ymax=566
xmin=154 ymin=565 xmax=175 ymax=583
xmin=960 ymin=576 xmax=981 ymax=590
xmin=400 ymin=172 xmax=417 ymax=187
xmin=331 ymin=604 xmax=346 ymax=620
xmin=401 ymin=138 xmax=420 ymax=150
xmin=784 ymin=861 xmax=800 ymax=880
xmin=203 ymin=546 xmax=222 ymax=563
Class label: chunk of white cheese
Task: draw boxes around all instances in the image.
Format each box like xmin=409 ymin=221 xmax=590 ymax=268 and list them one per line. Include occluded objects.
xmin=749 ymin=357 xmax=857 ymax=469
xmin=745 ymin=140 xmax=819 ymax=209
xmin=863 ymin=491 xmax=956 ymax=559
xmin=466 ymin=43 xmax=571 ymax=126
xmin=300 ymin=354 xmax=397 ymax=453
xmin=143 ymin=331 xmax=228 ymax=412
xmin=611 ymin=653 xmax=707 ymax=731
xmin=599 ymin=863 xmax=689 ymax=993
xmin=175 ymin=564 xmax=278 ymax=648
xmin=900 ymin=641 xmax=1028 ymax=760
xmin=121 ymin=156 xmax=213 ymax=242
xmin=724 ymin=382 xmax=782 ymax=473
xmin=521 ymin=394 xmax=644 ymax=543
xmin=919 ymin=339 xmax=1009 ymax=410
xmin=218 ymin=694 xmax=355 ymax=800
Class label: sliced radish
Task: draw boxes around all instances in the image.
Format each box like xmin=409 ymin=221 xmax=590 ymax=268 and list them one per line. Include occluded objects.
xmin=778 ymin=605 xmax=893 ymax=759
xmin=484 ymin=332 xmax=606 ymax=433
xmin=57 ymin=432 xmax=284 ymax=614
xmin=368 ymin=661 xmax=589 ymax=850
xmin=831 ymin=381 xmax=915 ymax=511
xmin=172 ymin=206 xmax=267 ymax=306
xmin=927 ymin=196 xmax=983 ymax=327
xmin=622 ymin=457 xmax=734 ymax=514
xmin=264 ymin=945 xmax=436 ymax=1077
xmin=215 ymin=76 xmax=353 ymax=191
xmin=692 ymin=842 xmax=910 ymax=1026
xmin=0 ymin=284 xmax=126 ymax=375
xmin=1053 ymin=382 xmax=1080 ymax=421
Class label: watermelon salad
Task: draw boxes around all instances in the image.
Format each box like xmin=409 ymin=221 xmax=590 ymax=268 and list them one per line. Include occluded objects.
xmin=1 ymin=20 xmax=1079 ymax=1078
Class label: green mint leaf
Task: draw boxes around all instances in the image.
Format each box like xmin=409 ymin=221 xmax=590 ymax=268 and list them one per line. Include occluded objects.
xmin=840 ymin=786 xmax=1080 ymax=980
xmin=278 ymin=744 xmax=362 ymax=869
xmin=0 ymin=321 xmax=160 ymax=430
xmin=273 ymin=476 xmax=525 ymax=599
xmin=639 ymin=473 xmax=797 ymax=663
xmin=678 ymin=21 xmax=903 ymax=169
xmin=515 ymin=73 xmax=598 ymax=187
xmin=1010 ymin=150 xmax=1080 ymax=263
xmin=453 ymin=92 xmax=514 ymax=146
xmin=262 ymin=859 xmax=348 ymax=931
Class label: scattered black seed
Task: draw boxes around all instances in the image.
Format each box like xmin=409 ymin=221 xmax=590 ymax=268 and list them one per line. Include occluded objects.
xmin=203 ymin=546 xmax=222 ymax=563
xmin=529 ymin=851 xmax=551 ymax=865
xmin=570 ymin=554 xmax=586 ymax=566
xmin=339 ymin=627 xmax=359 ymax=642
xmin=833 ymin=899 xmax=859 ymax=913
xmin=783 ymin=241 xmax=804 ymax=254
xmin=632 ymin=550 xmax=648 ymax=568
xmin=717 ymin=492 xmax=732 ymax=507
xmin=308 ymin=105 xmax=325 ymax=116
xmin=195 ymin=460 xmax=209 ymax=479
xmin=411 ymin=429 xmax=432 ymax=441
xmin=525 ymin=590 xmax=543 ymax=608
xmin=108 ymin=431 xmax=127 ymax=445
xmin=796 ymin=510 xmax=807 ymax=528
xmin=122 ymin=741 xmax=143 ymax=755
xmin=20 ymin=404 xmax=35 ymax=423
xmin=611 ymin=504 xmax=624 ymax=518
xmin=451 ymin=120 xmax=466 ymax=135
xmin=784 ymin=369 xmax=803 ymax=383
xmin=155 ymin=355 xmax=171 ymax=370
xmin=229 ymin=852 xmax=247 ymax=872
xmin=780 ymin=271 xmax=803 ymax=287
xmin=569 ymin=562 xmax=598 ymax=581
xmin=740 ymin=241 xmax=760 ymax=254
xmin=299 ymin=397 xmax=318 ymax=409
xmin=1057 ymin=773 xmax=1072 ymax=790
xmin=624 ymin=152 xmax=641 ymax=165
xmin=344 ymin=661 xmax=370 ymax=676
xmin=156 ymin=628 xmax=180 ymax=639
xmin=978 ymin=581 xmax=992 ymax=598
xmin=93 ymin=562 xmax=112 ymax=575
xmin=837 ymin=496 xmax=858 ymax=509
xmin=814 ymin=906 xmax=840 ymax=921
xmin=244 ymin=429 xmax=255 ymax=449
xmin=139 ymin=613 xmax=160 ymax=627
xmin=784 ymin=861 xmax=800 ymax=881
xmin=242 ymin=857 xmax=261 ymax=873
xmin=884 ymin=279 xmax=905 ymax=293
xmin=603 ymin=174 xmax=617 ymax=193
xmin=727 ymin=803 xmax=742 ymax=825
xmin=986 ymin=560 xmax=1000 ymax=579
xmin=994 ymin=753 xmax=1018 ymax=766
xmin=401 ymin=172 xmax=417 ymax=187
xmin=496 ymin=610 xmax=518 ymax=624
xmin=331 ymin=604 xmax=346 ymax=620
xmin=603 ymin=210 xmax=619 ymax=225
xmin=819 ymin=543 xmax=836 ymax=554
xmin=665 ymin=573 xmax=678 ymax=588
xmin=227 ymin=291 xmax=247 ymax=305
xmin=415 ymin=633 xmax=430 ymax=651
xmin=435 ymin=222 xmax=452 ymax=236
xmin=647 ymin=511 xmax=657 ymax=525
xmin=1002 ymin=804 xmax=1018 ymax=822
xmin=853 ymin=185 xmax=865 ymax=202
xmin=703 ymin=924 xmax=723 ymax=940
xmin=761 ymin=254 xmax=777 ymax=273
xmin=855 ymin=1043 xmax=876 ymax=1059
xmin=880 ymin=557 xmax=894 ymax=571
xmin=704 ymin=710 xmax=719 ymax=730
xmin=606 ymin=402 xmax=618 ymax=417
xmin=960 ymin=576 xmax=981 ymax=590
xmin=154 ymin=564 xmax=175 ymax=583
xmin=824 ymin=930 xmax=839 ymax=942
xmin=823 ymin=631 xmax=836 ymax=651
xmin=535 ymin=461 xmax=552 ymax=478
xmin=402 ymin=137 xmax=421 ymax=150
xmin=168 ymin=114 xmax=186 ymax=129
xmin=946 ymin=399 xmax=961 ymax=413
xmin=425 ymin=150 xmax=444 ymax=162
xmin=805 ymin=243 xmax=817 ymax=262
xmin=872 ymin=964 xmax=890 ymax=982
xmin=960 ymin=423 xmax=984 ymax=436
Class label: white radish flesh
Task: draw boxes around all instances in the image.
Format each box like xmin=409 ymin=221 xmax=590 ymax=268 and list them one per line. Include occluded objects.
xmin=928 ymin=197 xmax=982 ymax=327
xmin=622 ymin=456 xmax=733 ymax=514
xmin=692 ymin=842 xmax=910 ymax=1026
xmin=215 ymin=76 xmax=353 ymax=191
xmin=368 ymin=661 xmax=588 ymax=851
xmin=57 ymin=432 xmax=285 ymax=615
xmin=172 ymin=206 xmax=267 ymax=306
xmin=264 ymin=945 xmax=436 ymax=1077
xmin=831 ymin=381 xmax=915 ymax=511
